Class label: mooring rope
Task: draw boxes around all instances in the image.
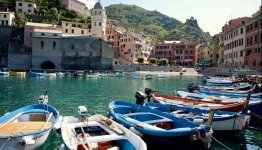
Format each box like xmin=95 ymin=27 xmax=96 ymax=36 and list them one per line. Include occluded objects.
xmin=211 ymin=136 xmax=232 ymax=150
xmin=251 ymin=112 xmax=262 ymax=120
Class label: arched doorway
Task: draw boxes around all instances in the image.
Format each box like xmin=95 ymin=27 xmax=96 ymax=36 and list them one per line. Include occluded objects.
xmin=41 ymin=61 xmax=56 ymax=69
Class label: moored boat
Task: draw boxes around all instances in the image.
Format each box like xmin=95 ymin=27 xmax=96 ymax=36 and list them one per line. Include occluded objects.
xmin=145 ymin=74 xmax=154 ymax=80
xmin=108 ymin=100 xmax=212 ymax=150
xmin=115 ymin=72 xmax=125 ymax=77
xmin=28 ymin=71 xmax=44 ymax=77
xmin=9 ymin=71 xmax=26 ymax=77
xmin=59 ymin=106 xmax=147 ymax=150
xmin=145 ymin=102 xmax=251 ymax=131
xmin=152 ymin=93 xmax=246 ymax=112
xmin=0 ymin=93 xmax=59 ymax=149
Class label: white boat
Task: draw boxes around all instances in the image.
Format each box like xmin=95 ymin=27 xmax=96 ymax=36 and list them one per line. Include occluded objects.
xmin=86 ymin=74 xmax=99 ymax=79
xmin=145 ymin=74 xmax=154 ymax=80
xmin=131 ymin=74 xmax=141 ymax=79
xmin=44 ymin=72 xmax=57 ymax=77
xmin=56 ymin=72 xmax=65 ymax=77
xmin=157 ymin=74 xmax=169 ymax=78
xmin=59 ymin=106 xmax=147 ymax=150
xmin=0 ymin=93 xmax=59 ymax=149
xmin=0 ymin=71 xmax=9 ymax=76
xmin=115 ymin=72 xmax=125 ymax=77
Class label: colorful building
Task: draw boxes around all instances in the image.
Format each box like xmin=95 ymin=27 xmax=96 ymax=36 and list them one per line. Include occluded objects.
xmin=244 ymin=7 xmax=262 ymax=71
xmin=222 ymin=17 xmax=250 ymax=68
xmin=155 ymin=41 xmax=195 ymax=66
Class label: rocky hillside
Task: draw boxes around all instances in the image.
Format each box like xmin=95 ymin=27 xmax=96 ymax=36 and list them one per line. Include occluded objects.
xmin=106 ymin=4 xmax=211 ymax=43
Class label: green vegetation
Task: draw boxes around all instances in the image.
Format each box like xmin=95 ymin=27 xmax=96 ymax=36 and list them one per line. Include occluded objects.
xmin=137 ymin=57 xmax=144 ymax=64
xmin=106 ymin=4 xmax=211 ymax=43
xmin=158 ymin=58 xmax=168 ymax=66
xmin=0 ymin=0 xmax=91 ymax=27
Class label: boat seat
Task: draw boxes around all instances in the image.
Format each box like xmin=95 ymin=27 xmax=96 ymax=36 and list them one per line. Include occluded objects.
xmin=0 ymin=122 xmax=52 ymax=136
xmin=124 ymin=112 xmax=152 ymax=117
xmin=143 ymin=118 xmax=173 ymax=124
xmin=78 ymin=134 xmax=124 ymax=144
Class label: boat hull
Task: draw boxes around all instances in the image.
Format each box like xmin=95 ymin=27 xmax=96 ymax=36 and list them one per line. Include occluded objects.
xmin=108 ymin=101 xmax=212 ymax=149
xmin=0 ymin=129 xmax=51 ymax=150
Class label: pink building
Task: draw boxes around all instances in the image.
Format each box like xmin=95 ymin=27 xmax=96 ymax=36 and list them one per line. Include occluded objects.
xmin=119 ymin=32 xmax=143 ymax=64
xmin=244 ymin=7 xmax=262 ymax=71
xmin=105 ymin=20 xmax=122 ymax=58
xmin=222 ymin=17 xmax=250 ymax=67
xmin=155 ymin=41 xmax=195 ymax=66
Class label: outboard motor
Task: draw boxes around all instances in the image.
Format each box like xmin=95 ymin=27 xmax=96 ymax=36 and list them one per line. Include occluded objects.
xmin=187 ymin=83 xmax=200 ymax=93
xmin=78 ymin=106 xmax=88 ymax=122
xmin=38 ymin=91 xmax=48 ymax=104
xmin=135 ymin=91 xmax=146 ymax=105
xmin=144 ymin=88 xmax=153 ymax=102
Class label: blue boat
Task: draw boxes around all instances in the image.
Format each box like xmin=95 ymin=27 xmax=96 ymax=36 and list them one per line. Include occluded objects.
xmin=28 ymin=71 xmax=44 ymax=77
xmin=176 ymin=90 xmax=262 ymax=130
xmin=188 ymin=83 xmax=251 ymax=92
xmin=145 ymin=102 xmax=251 ymax=132
xmin=108 ymin=100 xmax=213 ymax=150
xmin=198 ymin=89 xmax=262 ymax=99
xmin=0 ymin=94 xmax=59 ymax=149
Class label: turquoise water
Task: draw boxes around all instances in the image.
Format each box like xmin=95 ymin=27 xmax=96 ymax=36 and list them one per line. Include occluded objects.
xmin=0 ymin=75 xmax=261 ymax=150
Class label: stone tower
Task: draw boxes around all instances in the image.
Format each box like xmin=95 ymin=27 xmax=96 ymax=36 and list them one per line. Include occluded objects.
xmin=91 ymin=0 xmax=107 ymax=39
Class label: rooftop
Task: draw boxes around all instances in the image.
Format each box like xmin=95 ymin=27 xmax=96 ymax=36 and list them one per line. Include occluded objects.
xmin=26 ymin=22 xmax=54 ymax=27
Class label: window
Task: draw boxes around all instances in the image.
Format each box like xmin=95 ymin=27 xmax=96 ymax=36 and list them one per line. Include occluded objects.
xmin=4 ymin=15 xmax=6 ymax=18
xmin=5 ymin=20 xmax=8 ymax=25
xmin=53 ymin=42 xmax=56 ymax=49
xmin=65 ymin=23 xmax=68 ymax=26
xmin=255 ymin=35 xmax=258 ymax=43
xmin=240 ymin=28 xmax=243 ymax=34
xmin=78 ymin=25 xmax=82 ymax=28
xmin=18 ymin=9 xmax=22 ymax=12
xmin=65 ymin=29 xmax=68 ymax=33
xmin=41 ymin=41 xmax=44 ymax=49
xmin=99 ymin=11 xmax=101 ymax=15
xmin=28 ymin=9 xmax=31 ymax=13
xmin=71 ymin=29 xmax=74 ymax=34
xmin=41 ymin=33 xmax=45 ymax=36
xmin=81 ymin=30 xmax=84 ymax=34
xmin=94 ymin=22 xmax=96 ymax=26
xmin=255 ymin=21 xmax=258 ymax=28
xmin=240 ymin=50 xmax=243 ymax=56
xmin=71 ymin=45 xmax=74 ymax=49
xmin=19 ymin=3 xmax=22 ymax=6
xmin=28 ymin=4 xmax=32 ymax=7
xmin=99 ymin=22 xmax=101 ymax=26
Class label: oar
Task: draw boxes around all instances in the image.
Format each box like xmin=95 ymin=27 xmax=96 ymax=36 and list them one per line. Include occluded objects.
xmin=206 ymin=109 xmax=215 ymax=126
xmin=41 ymin=112 xmax=53 ymax=130
xmin=0 ymin=112 xmax=23 ymax=129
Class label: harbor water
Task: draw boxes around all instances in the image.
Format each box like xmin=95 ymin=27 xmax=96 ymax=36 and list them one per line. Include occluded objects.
xmin=0 ymin=75 xmax=261 ymax=150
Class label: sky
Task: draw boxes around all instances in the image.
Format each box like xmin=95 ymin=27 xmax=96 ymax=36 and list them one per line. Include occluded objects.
xmin=82 ymin=0 xmax=261 ymax=35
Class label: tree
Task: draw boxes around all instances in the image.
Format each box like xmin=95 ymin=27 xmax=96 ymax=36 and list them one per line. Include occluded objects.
xmin=137 ymin=57 xmax=144 ymax=64
xmin=159 ymin=58 xmax=168 ymax=66
xmin=149 ymin=58 xmax=157 ymax=64
xmin=50 ymin=7 xmax=58 ymax=16
xmin=15 ymin=13 xmax=28 ymax=28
